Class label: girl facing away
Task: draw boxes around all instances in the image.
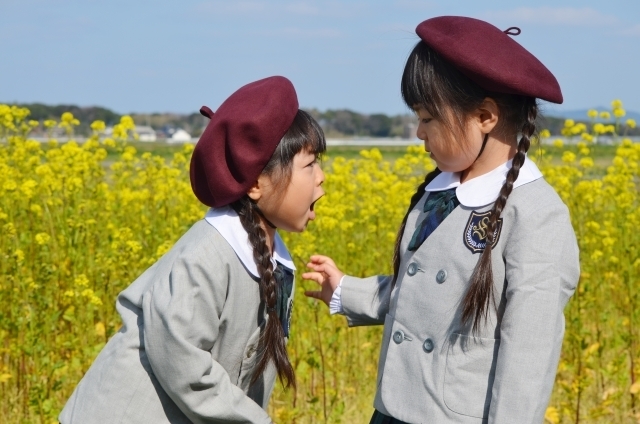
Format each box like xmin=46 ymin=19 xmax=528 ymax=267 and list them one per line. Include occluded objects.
xmin=59 ymin=76 xmax=326 ymax=423
xmin=304 ymin=16 xmax=580 ymax=423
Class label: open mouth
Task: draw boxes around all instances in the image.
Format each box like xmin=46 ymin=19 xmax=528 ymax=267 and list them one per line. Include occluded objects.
xmin=308 ymin=195 xmax=323 ymax=220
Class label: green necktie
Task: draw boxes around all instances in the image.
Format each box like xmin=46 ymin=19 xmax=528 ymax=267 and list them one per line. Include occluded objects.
xmin=408 ymin=188 xmax=460 ymax=252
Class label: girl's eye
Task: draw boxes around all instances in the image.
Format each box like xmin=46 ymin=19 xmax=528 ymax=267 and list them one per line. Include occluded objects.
xmin=421 ymin=118 xmax=432 ymax=124
xmin=306 ymin=158 xmax=317 ymax=168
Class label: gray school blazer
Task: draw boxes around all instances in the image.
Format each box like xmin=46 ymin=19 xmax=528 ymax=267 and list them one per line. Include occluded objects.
xmin=59 ymin=220 xmax=290 ymax=424
xmin=341 ymin=178 xmax=580 ymax=423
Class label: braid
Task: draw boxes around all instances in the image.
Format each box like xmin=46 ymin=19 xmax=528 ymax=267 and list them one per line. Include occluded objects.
xmin=232 ymin=197 xmax=295 ymax=388
xmin=461 ymin=98 xmax=538 ymax=333
xmin=392 ymin=168 xmax=442 ymax=288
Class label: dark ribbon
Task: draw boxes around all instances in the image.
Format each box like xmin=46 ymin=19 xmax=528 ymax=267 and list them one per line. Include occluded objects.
xmin=407 ymin=188 xmax=460 ymax=251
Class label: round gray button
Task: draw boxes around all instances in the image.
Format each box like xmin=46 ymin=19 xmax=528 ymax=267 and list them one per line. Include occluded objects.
xmin=393 ymin=330 xmax=405 ymax=344
xmin=407 ymin=262 xmax=418 ymax=276
xmin=436 ymin=269 xmax=447 ymax=284
xmin=423 ymin=338 xmax=435 ymax=353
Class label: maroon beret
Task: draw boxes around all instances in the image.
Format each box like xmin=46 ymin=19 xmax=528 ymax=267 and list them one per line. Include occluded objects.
xmin=190 ymin=76 xmax=299 ymax=207
xmin=416 ymin=16 xmax=563 ymax=104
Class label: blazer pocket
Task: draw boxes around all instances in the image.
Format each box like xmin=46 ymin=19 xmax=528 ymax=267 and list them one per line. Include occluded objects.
xmin=443 ymin=333 xmax=499 ymax=419
xmin=237 ymin=327 xmax=262 ymax=388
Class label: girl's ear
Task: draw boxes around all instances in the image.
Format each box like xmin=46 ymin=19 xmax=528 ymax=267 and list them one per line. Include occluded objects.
xmin=246 ymin=180 xmax=262 ymax=201
xmin=474 ymin=98 xmax=500 ymax=134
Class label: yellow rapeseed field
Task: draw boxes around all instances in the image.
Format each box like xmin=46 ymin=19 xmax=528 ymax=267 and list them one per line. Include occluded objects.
xmin=0 ymin=103 xmax=639 ymax=423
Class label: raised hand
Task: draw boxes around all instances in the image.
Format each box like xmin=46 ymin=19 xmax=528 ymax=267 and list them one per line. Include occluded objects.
xmin=302 ymin=255 xmax=345 ymax=307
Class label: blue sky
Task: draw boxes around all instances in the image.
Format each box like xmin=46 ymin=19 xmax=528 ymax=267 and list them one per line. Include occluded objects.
xmin=1 ymin=0 xmax=639 ymax=116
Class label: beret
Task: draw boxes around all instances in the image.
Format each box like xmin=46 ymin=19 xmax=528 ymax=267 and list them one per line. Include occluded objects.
xmin=190 ymin=76 xmax=299 ymax=207
xmin=416 ymin=16 xmax=563 ymax=104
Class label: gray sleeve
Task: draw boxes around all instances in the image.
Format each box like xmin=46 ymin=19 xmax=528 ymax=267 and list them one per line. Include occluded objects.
xmin=142 ymin=245 xmax=271 ymax=424
xmin=340 ymin=274 xmax=393 ymax=326
xmin=489 ymin=204 xmax=580 ymax=423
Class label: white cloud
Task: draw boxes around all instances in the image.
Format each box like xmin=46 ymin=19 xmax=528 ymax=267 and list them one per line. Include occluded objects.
xmin=482 ymin=7 xmax=618 ymax=27
xmin=620 ymin=24 xmax=640 ymax=36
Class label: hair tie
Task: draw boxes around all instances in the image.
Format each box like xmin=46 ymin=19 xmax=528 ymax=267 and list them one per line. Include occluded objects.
xmin=266 ymin=306 xmax=277 ymax=313
xmin=503 ymin=27 xmax=521 ymax=36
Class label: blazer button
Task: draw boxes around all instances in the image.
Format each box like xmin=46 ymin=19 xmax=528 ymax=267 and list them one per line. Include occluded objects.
xmin=407 ymin=262 xmax=418 ymax=276
xmin=436 ymin=269 xmax=447 ymax=284
xmin=423 ymin=338 xmax=435 ymax=353
xmin=393 ymin=330 xmax=405 ymax=344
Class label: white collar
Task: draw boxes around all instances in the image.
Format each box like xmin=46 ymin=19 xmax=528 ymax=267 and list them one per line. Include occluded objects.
xmin=425 ymin=157 xmax=543 ymax=207
xmin=204 ymin=206 xmax=296 ymax=278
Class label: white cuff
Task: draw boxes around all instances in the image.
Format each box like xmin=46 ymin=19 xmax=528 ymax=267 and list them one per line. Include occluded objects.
xmin=329 ymin=276 xmax=346 ymax=315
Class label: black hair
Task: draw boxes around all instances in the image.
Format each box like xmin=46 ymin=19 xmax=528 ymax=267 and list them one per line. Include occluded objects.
xmin=231 ymin=109 xmax=325 ymax=388
xmin=393 ymin=41 xmax=538 ymax=333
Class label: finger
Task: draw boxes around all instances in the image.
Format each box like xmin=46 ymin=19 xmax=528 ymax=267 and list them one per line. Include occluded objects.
xmin=308 ymin=255 xmax=337 ymax=267
xmin=301 ymin=272 xmax=324 ymax=285
xmin=306 ymin=262 xmax=331 ymax=273
xmin=304 ymin=290 xmax=322 ymax=299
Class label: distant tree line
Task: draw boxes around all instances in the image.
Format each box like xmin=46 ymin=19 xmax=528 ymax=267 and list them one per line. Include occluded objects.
xmin=9 ymin=102 xmax=637 ymax=139
xmin=305 ymin=109 xmax=415 ymax=138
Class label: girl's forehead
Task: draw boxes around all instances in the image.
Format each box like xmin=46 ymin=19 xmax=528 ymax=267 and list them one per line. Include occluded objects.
xmin=413 ymin=105 xmax=432 ymax=115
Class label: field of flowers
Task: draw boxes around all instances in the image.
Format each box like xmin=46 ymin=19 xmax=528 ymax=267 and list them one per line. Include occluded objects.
xmin=0 ymin=102 xmax=639 ymax=423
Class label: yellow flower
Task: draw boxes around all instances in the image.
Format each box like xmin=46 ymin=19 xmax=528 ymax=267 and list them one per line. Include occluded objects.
xmin=579 ymin=157 xmax=594 ymax=168
xmin=35 ymin=232 xmax=50 ymax=245
xmin=74 ymin=274 xmax=89 ymax=287
xmin=600 ymin=111 xmax=611 ymax=120
xmin=61 ymin=112 xmax=74 ymax=123
xmin=539 ymin=129 xmax=551 ymax=139
xmin=587 ymin=109 xmax=598 ymax=119
xmin=544 ymin=406 xmax=560 ymax=424
xmin=3 ymin=223 xmax=16 ymax=237
xmin=553 ymin=139 xmax=564 ymax=148
xmin=627 ymin=119 xmax=636 ymax=129
xmin=562 ymin=151 xmax=576 ymax=163
xmin=613 ymin=108 xmax=626 ymax=118
xmin=581 ymin=133 xmax=594 ymax=142
xmin=564 ymin=119 xmax=575 ymax=128
xmin=611 ymin=99 xmax=623 ymax=109
xmin=14 ymin=249 xmax=24 ymax=262
xmin=43 ymin=119 xmax=57 ymax=128
xmin=90 ymin=120 xmax=106 ymax=132
xmin=3 ymin=180 xmax=17 ymax=191
xmin=95 ymin=322 xmax=106 ymax=337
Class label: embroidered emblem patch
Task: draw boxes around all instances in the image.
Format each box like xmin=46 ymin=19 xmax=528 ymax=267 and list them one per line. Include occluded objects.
xmin=463 ymin=211 xmax=503 ymax=254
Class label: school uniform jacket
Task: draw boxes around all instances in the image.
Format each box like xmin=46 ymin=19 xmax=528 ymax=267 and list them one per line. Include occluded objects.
xmin=335 ymin=158 xmax=580 ymax=423
xmin=59 ymin=207 xmax=295 ymax=424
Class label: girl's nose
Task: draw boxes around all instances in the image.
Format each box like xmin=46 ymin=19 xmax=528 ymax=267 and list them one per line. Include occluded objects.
xmin=317 ymin=166 xmax=325 ymax=186
xmin=416 ymin=124 xmax=427 ymax=141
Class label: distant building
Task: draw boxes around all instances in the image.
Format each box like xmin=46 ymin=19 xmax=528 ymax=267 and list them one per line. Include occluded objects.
xmin=135 ymin=125 xmax=157 ymax=142
xmin=403 ymin=122 xmax=418 ymax=140
xmin=168 ymin=129 xmax=192 ymax=143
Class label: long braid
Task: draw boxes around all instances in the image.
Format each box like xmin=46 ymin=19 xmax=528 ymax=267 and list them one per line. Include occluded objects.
xmin=392 ymin=168 xmax=442 ymax=288
xmin=233 ymin=197 xmax=295 ymax=388
xmin=461 ymin=98 xmax=538 ymax=333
